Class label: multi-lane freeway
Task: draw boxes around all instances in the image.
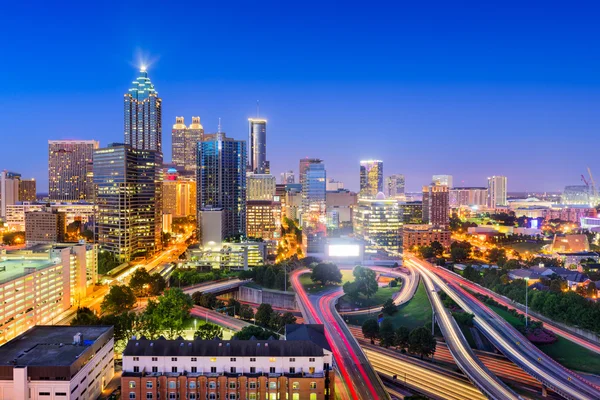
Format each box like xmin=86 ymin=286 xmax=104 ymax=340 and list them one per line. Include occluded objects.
xmin=408 ymin=255 xmax=600 ymax=400
xmin=290 ymin=268 xmax=391 ymax=400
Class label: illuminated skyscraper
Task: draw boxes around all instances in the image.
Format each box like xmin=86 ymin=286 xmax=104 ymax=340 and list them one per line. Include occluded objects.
xmin=386 ymin=174 xmax=405 ymax=199
xmin=487 ymin=176 xmax=508 ymax=207
xmin=0 ymin=171 xmax=20 ymax=218
xmin=19 ymin=179 xmax=36 ymax=202
xmin=354 ymin=192 xmax=402 ymax=255
xmin=172 ymin=116 xmax=204 ymax=173
xmin=124 ymin=67 xmax=162 ymax=152
xmin=48 ymin=140 xmax=99 ymax=201
xmin=301 ymin=160 xmax=326 ymax=228
xmin=197 ymin=132 xmax=247 ymax=238
xmin=432 ymin=174 xmax=453 ymax=189
xmin=247 ymin=174 xmax=276 ymax=201
xmin=299 ymin=158 xmax=322 ymax=187
xmin=422 ymin=184 xmax=449 ymax=226
xmin=359 ymin=160 xmax=383 ymax=198
xmin=248 ymin=118 xmax=268 ymax=174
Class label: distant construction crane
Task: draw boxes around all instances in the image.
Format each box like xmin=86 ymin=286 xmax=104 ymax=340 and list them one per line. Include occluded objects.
xmin=587 ymin=167 xmax=598 ymax=206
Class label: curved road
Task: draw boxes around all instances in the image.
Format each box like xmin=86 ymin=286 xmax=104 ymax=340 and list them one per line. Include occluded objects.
xmin=408 ymin=255 xmax=600 ymax=400
xmin=291 ymin=268 xmax=391 ymax=400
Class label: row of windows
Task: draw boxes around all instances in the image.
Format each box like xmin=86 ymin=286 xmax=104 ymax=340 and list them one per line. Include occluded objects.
xmin=130 ymin=381 xmax=318 ymax=390
xmin=129 ymin=393 xmax=319 ymax=400
xmin=133 ymin=366 xmax=317 ymax=375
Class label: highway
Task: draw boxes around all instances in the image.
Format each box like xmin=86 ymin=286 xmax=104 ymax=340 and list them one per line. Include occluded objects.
xmin=408 ymin=255 xmax=600 ymax=400
xmin=415 ymin=258 xmax=520 ymax=400
xmin=290 ymin=268 xmax=391 ymax=400
xmin=190 ymin=305 xmax=251 ymax=331
xmin=182 ymin=278 xmax=250 ymax=296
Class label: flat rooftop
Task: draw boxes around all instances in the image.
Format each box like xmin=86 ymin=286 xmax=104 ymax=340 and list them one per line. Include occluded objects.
xmin=0 ymin=325 xmax=112 ymax=367
xmin=0 ymin=258 xmax=56 ymax=285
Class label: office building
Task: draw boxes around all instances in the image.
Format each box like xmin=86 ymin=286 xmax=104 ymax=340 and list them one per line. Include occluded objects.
xmin=24 ymin=208 xmax=66 ymax=244
xmin=403 ymin=201 xmax=423 ymax=224
xmin=487 ymin=176 xmax=508 ymax=208
xmin=124 ymin=67 xmax=162 ymax=152
xmin=163 ymin=176 xmax=197 ymax=218
xmin=359 ymin=160 xmax=383 ymax=198
xmin=299 ymin=158 xmax=322 ymax=188
xmin=403 ymin=225 xmax=452 ymax=249
xmin=187 ymin=241 xmax=267 ymax=270
xmin=432 ymin=174 xmax=453 ymax=189
xmin=0 ymin=170 xmax=20 ymax=218
xmin=247 ymin=174 xmax=276 ymax=201
xmin=281 ymin=170 xmax=295 ymax=184
xmin=121 ymin=329 xmax=334 ymax=400
xmin=285 ymin=188 xmax=303 ymax=221
xmin=562 ymin=185 xmax=591 ymax=206
xmin=325 ymin=189 xmax=357 ymax=228
xmin=301 ymin=160 xmax=326 ymax=228
xmin=94 ymin=144 xmax=162 ymax=262
xmin=48 ymin=140 xmax=99 ymax=201
xmin=422 ymin=184 xmax=449 ymax=226
xmin=386 ymin=174 xmax=405 ymax=199
xmin=18 ymin=178 xmax=36 ymax=202
xmin=353 ymin=192 xmax=402 ymax=255
xmin=197 ymin=132 xmax=247 ymax=239
xmin=450 ymin=187 xmax=488 ymax=208
xmin=326 ymin=179 xmax=344 ymax=192
xmin=172 ymin=116 xmax=204 ymax=173
xmin=0 ymin=326 xmax=114 ymax=400
xmin=248 ymin=118 xmax=268 ymax=174
xmin=246 ymin=200 xmax=281 ymax=241
xmin=5 ymin=202 xmax=95 ymax=231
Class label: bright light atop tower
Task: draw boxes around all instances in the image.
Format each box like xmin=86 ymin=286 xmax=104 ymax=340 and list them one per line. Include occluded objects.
xmin=140 ymin=65 xmax=147 ymax=72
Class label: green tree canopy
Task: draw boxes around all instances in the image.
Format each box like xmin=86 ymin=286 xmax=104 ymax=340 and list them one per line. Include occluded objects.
xmin=233 ymin=325 xmax=276 ymax=340
xmin=144 ymin=288 xmax=193 ymax=339
xmin=354 ymin=266 xmax=378 ymax=300
xmin=408 ymin=326 xmax=437 ymax=359
xmin=255 ymin=303 xmax=274 ymax=327
xmin=194 ymin=323 xmax=223 ymax=340
xmin=310 ymin=263 xmax=343 ymax=286
xmin=101 ymin=285 xmax=136 ymax=315
xmin=362 ymin=318 xmax=379 ymax=344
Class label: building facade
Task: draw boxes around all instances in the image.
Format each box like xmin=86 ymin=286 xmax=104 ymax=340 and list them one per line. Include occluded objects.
xmin=248 ymin=118 xmax=268 ymax=174
xmin=93 ymin=144 xmax=163 ymax=262
xmin=422 ymin=184 xmax=449 ymax=226
xmin=121 ymin=336 xmax=334 ymax=400
xmin=403 ymin=201 xmax=423 ymax=224
xmin=359 ymin=160 xmax=383 ymax=198
xmin=0 ymin=326 xmax=114 ymax=400
xmin=246 ymin=200 xmax=281 ymax=241
xmin=124 ymin=67 xmax=162 ymax=152
xmin=0 ymin=170 xmax=20 ymax=218
xmin=487 ymin=176 xmax=508 ymax=207
xmin=449 ymin=187 xmax=488 ymax=209
xmin=299 ymin=158 xmax=322 ymax=188
xmin=301 ymin=160 xmax=326 ymax=229
xmin=353 ymin=193 xmax=402 ymax=255
xmin=197 ymin=133 xmax=247 ymax=239
xmin=325 ymin=189 xmax=357 ymax=228
xmin=247 ymin=174 xmax=276 ymax=201
xmin=432 ymin=174 xmax=453 ymax=189
xmin=18 ymin=179 xmax=36 ymax=202
xmin=5 ymin=202 xmax=95 ymax=232
xmin=172 ymin=116 xmax=204 ymax=173
xmin=281 ymin=171 xmax=295 ymax=184
xmin=163 ymin=178 xmax=197 ymax=218
xmin=386 ymin=174 xmax=405 ymax=199
xmin=403 ymin=225 xmax=452 ymax=248
xmin=562 ymin=185 xmax=590 ymax=206
xmin=48 ymin=140 xmax=99 ymax=202
xmin=24 ymin=208 xmax=66 ymax=244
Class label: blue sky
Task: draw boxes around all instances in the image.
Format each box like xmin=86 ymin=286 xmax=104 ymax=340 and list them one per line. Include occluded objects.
xmin=1 ymin=1 xmax=599 ymax=192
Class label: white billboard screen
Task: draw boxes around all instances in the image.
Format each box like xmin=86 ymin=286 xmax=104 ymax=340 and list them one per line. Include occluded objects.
xmin=328 ymin=244 xmax=360 ymax=257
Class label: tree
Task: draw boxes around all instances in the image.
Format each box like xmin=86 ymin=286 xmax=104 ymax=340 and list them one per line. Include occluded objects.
xmin=278 ymin=312 xmax=297 ymax=329
xmin=362 ymin=319 xmax=380 ymax=344
xmin=488 ymin=248 xmax=506 ymax=264
xmin=430 ymin=241 xmax=444 ymax=257
xmin=418 ymin=246 xmax=435 ymax=259
xmin=98 ymin=251 xmax=120 ymax=275
xmin=310 ymin=263 xmax=343 ymax=286
xmin=1 ymin=231 xmax=25 ymax=245
xmin=233 ymin=325 xmax=275 ymax=340
xmin=227 ymin=298 xmax=241 ymax=316
xmin=450 ymin=247 xmax=469 ymax=263
xmin=238 ymin=304 xmax=255 ymax=321
xmin=149 ymin=273 xmax=167 ymax=296
xmin=504 ymin=259 xmax=522 ymax=270
xmin=193 ymin=292 xmax=217 ymax=309
xmin=394 ymin=326 xmax=410 ymax=350
xmin=343 ymin=281 xmax=361 ymax=300
xmin=382 ymin=298 xmax=397 ymax=315
xmin=264 ymin=267 xmax=276 ymax=288
xmin=379 ymin=319 xmax=395 ymax=348
xmin=194 ymin=323 xmax=223 ymax=340
xmin=586 ymin=282 xmax=597 ymax=298
xmin=71 ymin=307 xmax=100 ymax=325
xmin=144 ymin=288 xmax=193 ymax=339
xmin=100 ymin=311 xmax=138 ymax=353
xmin=463 ymin=266 xmax=480 ymax=283
xmin=255 ymin=303 xmax=274 ymax=327
xmin=101 ymin=285 xmax=136 ymax=315
xmin=408 ymin=327 xmax=437 ymax=359
xmin=354 ymin=266 xmax=378 ymax=300
xmin=130 ymin=268 xmax=152 ymax=297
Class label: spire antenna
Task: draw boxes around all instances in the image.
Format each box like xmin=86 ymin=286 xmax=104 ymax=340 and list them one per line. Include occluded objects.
xmin=218 ymin=118 xmax=222 ymax=133
xmin=257 ymin=100 xmax=260 ymax=118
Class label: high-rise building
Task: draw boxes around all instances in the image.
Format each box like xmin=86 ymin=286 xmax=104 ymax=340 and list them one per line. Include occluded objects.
xmin=0 ymin=170 xmax=20 ymax=218
xmin=246 ymin=199 xmax=281 ymax=241
xmin=403 ymin=201 xmax=423 ymax=224
xmin=172 ymin=116 xmax=204 ymax=173
xmin=248 ymin=118 xmax=268 ymax=174
xmin=450 ymin=187 xmax=488 ymax=208
xmin=487 ymin=176 xmax=508 ymax=208
xmin=197 ymin=132 xmax=247 ymax=239
xmin=354 ymin=192 xmax=402 ymax=255
xmin=124 ymin=67 xmax=162 ymax=152
xmin=24 ymin=208 xmax=66 ymax=244
xmin=48 ymin=140 xmax=98 ymax=201
xmin=94 ymin=144 xmax=163 ymax=262
xmin=326 ymin=189 xmax=357 ymax=228
xmin=359 ymin=160 xmax=383 ymax=198
xmin=163 ymin=177 xmax=197 ymax=218
xmin=432 ymin=174 xmax=453 ymax=189
xmin=247 ymin=173 xmax=276 ymax=201
xmin=18 ymin=178 xmax=36 ymax=202
xmin=386 ymin=174 xmax=405 ymax=199
xmin=301 ymin=160 xmax=326 ymax=228
xmin=299 ymin=158 xmax=322 ymax=187
xmin=280 ymin=170 xmax=295 ymax=184
xmin=422 ymin=184 xmax=450 ymax=226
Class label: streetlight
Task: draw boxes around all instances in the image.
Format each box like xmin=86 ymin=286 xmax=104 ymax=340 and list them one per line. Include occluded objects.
xmin=194 ymin=319 xmax=197 ymax=331
xmin=524 ymin=277 xmax=529 ymax=329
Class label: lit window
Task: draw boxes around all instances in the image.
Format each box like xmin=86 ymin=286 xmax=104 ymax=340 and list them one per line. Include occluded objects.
xmin=292 ymin=382 xmax=300 ymax=390
xmin=269 ymin=357 xmax=276 ymax=362
xmin=129 ymin=382 xmax=136 ymax=389
xmin=310 ymin=382 xmax=317 ymax=389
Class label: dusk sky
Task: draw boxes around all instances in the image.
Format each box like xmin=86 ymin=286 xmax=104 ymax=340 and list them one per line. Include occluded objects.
xmin=1 ymin=1 xmax=599 ymax=193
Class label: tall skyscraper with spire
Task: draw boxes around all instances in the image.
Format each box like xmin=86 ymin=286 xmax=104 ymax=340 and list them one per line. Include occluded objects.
xmin=248 ymin=118 xmax=268 ymax=173
xmin=124 ymin=67 xmax=162 ymax=152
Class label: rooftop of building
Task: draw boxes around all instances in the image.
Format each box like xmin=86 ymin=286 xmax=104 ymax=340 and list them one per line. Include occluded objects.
xmin=123 ymin=337 xmax=325 ymax=358
xmin=0 ymin=258 xmax=57 ymax=285
xmin=285 ymin=324 xmax=331 ymax=352
xmin=0 ymin=325 xmax=112 ymax=367
xmin=556 ymin=251 xmax=599 ymax=256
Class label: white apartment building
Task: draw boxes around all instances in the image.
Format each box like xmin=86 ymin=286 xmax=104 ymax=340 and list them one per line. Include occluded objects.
xmin=5 ymin=202 xmax=95 ymax=231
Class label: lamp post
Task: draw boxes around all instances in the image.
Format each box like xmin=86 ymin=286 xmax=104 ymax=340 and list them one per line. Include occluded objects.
xmin=524 ymin=277 xmax=529 ymax=329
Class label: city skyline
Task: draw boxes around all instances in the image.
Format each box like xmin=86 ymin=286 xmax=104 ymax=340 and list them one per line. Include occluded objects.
xmin=1 ymin=2 xmax=599 ymax=193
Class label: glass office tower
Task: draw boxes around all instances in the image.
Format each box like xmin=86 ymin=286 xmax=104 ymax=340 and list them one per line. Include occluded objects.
xmin=248 ymin=118 xmax=268 ymax=174
xmin=359 ymin=160 xmax=383 ymax=198
xmin=124 ymin=67 xmax=162 ymax=153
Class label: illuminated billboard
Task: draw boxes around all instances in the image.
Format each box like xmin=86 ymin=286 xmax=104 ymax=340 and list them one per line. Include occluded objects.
xmin=328 ymin=244 xmax=360 ymax=257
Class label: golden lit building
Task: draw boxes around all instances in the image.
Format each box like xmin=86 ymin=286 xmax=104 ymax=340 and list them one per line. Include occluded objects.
xmin=359 ymin=160 xmax=383 ymax=198
xmin=353 ymin=192 xmax=401 ymax=255
xmin=163 ymin=178 xmax=197 ymax=218
xmin=403 ymin=224 xmax=452 ymax=248
xmin=18 ymin=178 xmax=36 ymax=202
xmin=246 ymin=200 xmax=282 ymax=241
